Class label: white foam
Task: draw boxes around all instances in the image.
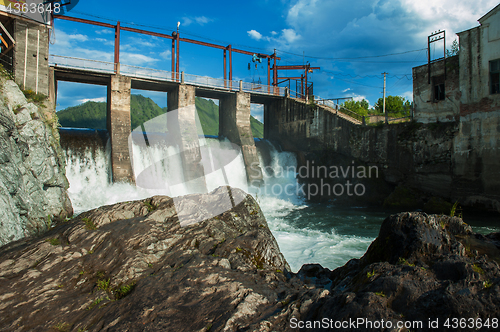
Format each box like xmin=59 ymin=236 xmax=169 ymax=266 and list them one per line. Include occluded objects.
xmin=64 ymin=137 xmax=375 ymax=272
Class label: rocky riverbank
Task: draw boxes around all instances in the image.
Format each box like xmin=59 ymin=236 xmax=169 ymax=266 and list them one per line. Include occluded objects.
xmin=0 ymin=186 xmax=499 ymax=331
xmin=0 ymin=74 xmax=72 ymax=246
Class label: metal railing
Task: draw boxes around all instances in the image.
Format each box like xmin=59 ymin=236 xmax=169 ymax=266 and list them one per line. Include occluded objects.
xmin=315 ymin=96 xmax=413 ymax=126
xmin=315 ymin=97 xmax=363 ymax=123
xmin=49 ymin=55 xmax=115 ymax=73
xmin=49 ymin=55 xmax=288 ymax=97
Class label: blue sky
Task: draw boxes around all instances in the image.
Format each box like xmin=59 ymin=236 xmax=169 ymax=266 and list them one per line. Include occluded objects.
xmin=51 ymin=0 xmax=499 ymax=122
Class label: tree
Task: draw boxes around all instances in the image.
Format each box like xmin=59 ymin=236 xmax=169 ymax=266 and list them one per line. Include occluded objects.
xmin=446 ymin=39 xmax=459 ymax=57
xmin=342 ymin=99 xmax=370 ymax=116
xmin=374 ymin=95 xmax=411 ymax=116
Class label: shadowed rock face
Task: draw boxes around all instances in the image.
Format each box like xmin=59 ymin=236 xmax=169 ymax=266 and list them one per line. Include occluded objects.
xmin=299 ymin=213 xmax=500 ymax=331
xmin=1 ymin=193 xmax=499 ymax=332
xmin=0 ymin=187 xmax=324 ymax=332
xmin=0 ymin=79 xmax=72 ymax=246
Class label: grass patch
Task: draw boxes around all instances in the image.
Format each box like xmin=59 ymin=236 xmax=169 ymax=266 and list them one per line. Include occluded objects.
xmin=114 ymin=281 xmax=136 ymax=300
xmin=450 ymin=200 xmax=463 ymax=218
xmin=397 ymin=257 xmax=415 ymax=267
xmin=53 ymin=322 xmax=70 ymax=332
xmin=82 ymin=217 xmax=97 ymax=230
xmin=97 ymin=278 xmax=110 ymax=291
xmin=375 ymin=291 xmax=386 ymax=297
xmin=367 ymin=269 xmax=376 ymax=278
xmin=46 ymin=238 xmax=60 ymax=246
xmin=472 ymin=264 xmax=485 ymax=275
xmin=484 ymin=280 xmax=493 ymax=289
xmin=86 ymin=298 xmax=103 ymax=310
xmin=22 ymin=88 xmax=47 ymax=103
xmin=143 ymin=201 xmax=156 ymax=212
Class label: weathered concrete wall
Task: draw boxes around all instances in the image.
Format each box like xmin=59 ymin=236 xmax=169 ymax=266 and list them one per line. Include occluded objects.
xmin=220 ymin=91 xmax=262 ymax=184
xmin=458 ymin=8 xmax=500 ymax=113
xmin=265 ymin=97 xmax=311 ymax=145
xmin=13 ymin=19 xmax=49 ymax=95
xmin=453 ymin=110 xmax=500 ymax=210
xmin=107 ymin=75 xmax=134 ymax=183
xmin=413 ymin=56 xmax=460 ymax=123
xmin=271 ymin=97 xmax=499 ymax=211
xmin=167 ymin=84 xmax=207 ymax=193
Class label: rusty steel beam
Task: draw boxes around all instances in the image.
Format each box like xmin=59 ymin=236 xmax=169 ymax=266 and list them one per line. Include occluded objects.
xmin=232 ymin=48 xmax=279 ymax=60
xmin=54 ymin=15 xmax=115 ymax=29
xmin=179 ymin=37 xmax=225 ymax=50
xmin=121 ymin=26 xmax=174 ymax=40
xmin=54 ymin=15 xmax=284 ymax=84
xmin=228 ymin=45 xmax=232 ymax=82
xmin=176 ymin=32 xmax=180 ymax=79
xmin=171 ymin=36 xmax=175 ymax=80
xmin=277 ymin=77 xmax=303 ymax=80
xmin=114 ymin=22 xmax=120 ymax=72
xmin=223 ymin=49 xmax=227 ymax=84
xmin=274 ymin=65 xmax=320 ymax=70
xmin=267 ymin=58 xmax=271 ymax=93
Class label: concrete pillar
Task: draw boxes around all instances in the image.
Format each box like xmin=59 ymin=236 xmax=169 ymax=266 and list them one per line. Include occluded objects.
xmin=167 ymin=84 xmax=207 ymax=193
xmin=48 ymin=67 xmax=57 ymax=109
xmin=107 ymin=75 xmax=135 ymax=183
xmin=219 ymin=91 xmax=263 ymax=184
xmin=13 ymin=19 xmax=49 ymax=95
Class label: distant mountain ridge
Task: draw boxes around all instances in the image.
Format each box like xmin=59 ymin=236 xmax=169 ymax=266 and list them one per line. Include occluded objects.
xmin=57 ymin=95 xmax=264 ymax=138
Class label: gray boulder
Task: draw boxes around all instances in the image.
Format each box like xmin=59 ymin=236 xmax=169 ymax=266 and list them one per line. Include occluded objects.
xmin=0 ymin=78 xmax=72 ymax=246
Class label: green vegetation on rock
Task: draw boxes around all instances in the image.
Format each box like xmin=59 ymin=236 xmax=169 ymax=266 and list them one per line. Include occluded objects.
xmin=57 ymin=95 xmax=264 ymax=138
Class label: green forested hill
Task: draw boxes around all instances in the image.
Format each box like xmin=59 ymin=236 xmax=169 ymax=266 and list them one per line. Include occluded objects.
xmin=57 ymin=95 xmax=264 ymax=138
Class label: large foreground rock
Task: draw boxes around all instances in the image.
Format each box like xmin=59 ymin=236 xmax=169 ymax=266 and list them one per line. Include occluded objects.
xmin=1 ymin=189 xmax=499 ymax=331
xmin=299 ymin=212 xmax=500 ymax=331
xmin=0 ymin=76 xmax=72 ymax=246
xmin=0 ymin=187 xmax=323 ymax=331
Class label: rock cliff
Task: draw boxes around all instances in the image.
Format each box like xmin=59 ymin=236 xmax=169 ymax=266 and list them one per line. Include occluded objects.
xmin=0 ymin=72 xmax=72 ymax=246
xmin=0 ymin=187 xmax=499 ymax=331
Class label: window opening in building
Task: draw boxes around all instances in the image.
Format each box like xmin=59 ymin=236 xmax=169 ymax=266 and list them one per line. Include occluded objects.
xmin=490 ymin=59 xmax=500 ymax=94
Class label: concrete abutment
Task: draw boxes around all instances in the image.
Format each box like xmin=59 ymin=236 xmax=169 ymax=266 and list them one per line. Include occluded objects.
xmin=220 ymin=91 xmax=263 ymax=184
xmin=107 ymin=75 xmax=135 ymax=184
xmin=167 ymin=84 xmax=207 ymax=193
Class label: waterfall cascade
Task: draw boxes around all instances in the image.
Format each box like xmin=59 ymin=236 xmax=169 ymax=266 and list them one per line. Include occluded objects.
xmin=62 ymin=130 xmax=381 ymax=272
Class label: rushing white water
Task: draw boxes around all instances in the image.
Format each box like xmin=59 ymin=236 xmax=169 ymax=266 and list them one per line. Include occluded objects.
xmin=64 ymin=136 xmax=379 ymax=272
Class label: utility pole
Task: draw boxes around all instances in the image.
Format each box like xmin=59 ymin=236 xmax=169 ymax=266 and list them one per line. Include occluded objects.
xmin=382 ymin=72 xmax=388 ymax=124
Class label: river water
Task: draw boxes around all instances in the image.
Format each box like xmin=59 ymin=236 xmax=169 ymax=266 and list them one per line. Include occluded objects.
xmin=62 ymin=130 xmax=499 ymax=272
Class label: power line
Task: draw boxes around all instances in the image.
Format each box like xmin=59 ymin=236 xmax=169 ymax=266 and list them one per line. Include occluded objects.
xmin=277 ymin=48 xmax=427 ymax=60
xmin=69 ymin=10 xmax=428 ymax=63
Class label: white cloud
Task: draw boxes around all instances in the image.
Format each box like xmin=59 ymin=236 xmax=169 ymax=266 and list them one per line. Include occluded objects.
xmin=95 ymin=38 xmax=114 ymax=46
xmin=95 ymin=29 xmax=113 ymax=35
xmin=195 ymin=16 xmax=213 ymax=25
xmin=247 ymin=28 xmax=302 ymax=49
xmin=78 ymin=97 xmax=106 ymax=103
xmin=342 ymin=88 xmax=351 ymax=93
xmin=160 ymin=50 xmax=171 ymax=60
xmin=282 ymin=0 xmax=498 ymax=53
xmin=281 ymin=29 xmax=300 ymax=43
xmin=247 ymin=30 xmax=263 ymax=41
xmin=401 ymin=90 xmax=413 ymax=101
xmin=181 ymin=16 xmax=214 ymax=27
xmin=121 ymin=53 xmax=159 ymax=65
xmin=182 ymin=17 xmax=193 ymax=26
xmin=251 ymin=104 xmax=264 ymax=123
xmin=53 ymin=29 xmax=89 ymax=48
